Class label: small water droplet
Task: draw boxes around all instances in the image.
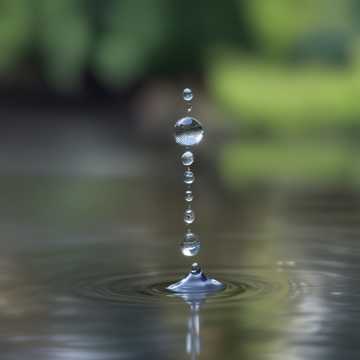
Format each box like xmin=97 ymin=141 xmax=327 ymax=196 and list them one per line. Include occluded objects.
xmin=183 ymin=88 xmax=193 ymax=102
xmin=174 ymin=117 xmax=204 ymax=147
xmin=181 ymin=231 xmax=200 ymax=257
xmin=185 ymin=190 xmax=193 ymax=202
xmin=191 ymin=263 xmax=201 ymax=274
xmin=181 ymin=151 xmax=194 ymax=166
xmin=184 ymin=170 xmax=194 ymax=184
xmin=184 ymin=208 xmax=195 ymax=224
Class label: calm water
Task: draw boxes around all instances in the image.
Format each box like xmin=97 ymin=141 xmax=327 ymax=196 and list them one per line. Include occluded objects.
xmin=0 ymin=130 xmax=359 ymax=359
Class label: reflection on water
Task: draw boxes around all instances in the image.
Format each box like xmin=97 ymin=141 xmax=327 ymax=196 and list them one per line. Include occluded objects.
xmin=186 ymin=301 xmax=201 ymax=360
xmin=172 ymin=291 xmax=205 ymax=360
xmin=1 ymin=141 xmax=360 ymax=359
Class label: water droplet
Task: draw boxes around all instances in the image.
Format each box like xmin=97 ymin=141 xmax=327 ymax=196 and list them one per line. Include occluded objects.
xmin=181 ymin=151 xmax=194 ymax=166
xmin=184 ymin=208 xmax=195 ymax=224
xmin=184 ymin=170 xmax=194 ymax=184
xmin=183 ymin=88 xmax=193 ymax=102
xmin=174 ymin=117 xmax=204 ymax=147
xmin=181 ymin=231 xmax=200 ymax=257
xmin=185 ymin=190 xmax=193 ymax=202
xmin=191 ymin=263 xmax=201 ymax=274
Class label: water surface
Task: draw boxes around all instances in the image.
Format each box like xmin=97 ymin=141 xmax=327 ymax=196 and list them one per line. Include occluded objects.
xmin=0 ymin=136 xmax=359 ymax=360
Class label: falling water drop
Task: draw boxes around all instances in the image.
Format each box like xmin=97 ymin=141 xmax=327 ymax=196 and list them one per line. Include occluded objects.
xmin=181 ymin=231 xmax=200 ymax=257
xmin=184 ymin=208 xmax=195 ymax=224
xmin=185 ymin=190 xmax=193 ymax=202
xmin=184 ymin=170 xmax=194 ymax=184
xmin=183 ymin=88 xmax=193 ymax=102
xmin=191 ymin=262 xmax=201 ymax=274
xmin=181 ymin=151 xmax=194 ymax=166
xmin=174 ymin=117 xmax=204 ymax=147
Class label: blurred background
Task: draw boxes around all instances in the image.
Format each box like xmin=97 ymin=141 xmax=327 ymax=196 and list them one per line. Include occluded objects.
xmin=2 ymin=0 xmax=360 ymax=189
xmin=1 ymin=0 xmax=360 ymax=191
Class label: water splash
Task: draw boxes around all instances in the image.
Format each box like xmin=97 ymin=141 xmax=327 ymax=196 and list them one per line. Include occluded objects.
xmin=169 ymin=89 xmax=224 ymax=294
xmin=167 ymin=263 xmax=225 ymax=293
xmin=75 ymin=266 xmax=290 ymax=306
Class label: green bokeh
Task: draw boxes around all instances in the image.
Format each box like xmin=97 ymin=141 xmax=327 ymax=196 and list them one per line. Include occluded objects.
xmin=1 ymin=0 xmax=360 ymax=188
xmin=0 ymin=0 xmax=247 ymax=90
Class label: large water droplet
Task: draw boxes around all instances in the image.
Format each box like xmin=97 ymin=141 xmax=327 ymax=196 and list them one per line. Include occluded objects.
xmin=183 ymin=88 xmax=193 ymax=102
xmin=174 ymin=117 xmax=204 ymax=147
xmin=181 ymin=151 xmax=194 ymax=166
xmin=181 ymin=231 xmax=200 ymax=257
xmin=185 ymin=190 xmax=193 ymax=202
xmin=184 ymin=170 xmax=194 ymax=184
xmin=184 ymin=208 xmax=195 ymax=224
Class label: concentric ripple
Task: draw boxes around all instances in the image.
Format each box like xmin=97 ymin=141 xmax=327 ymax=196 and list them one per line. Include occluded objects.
xmin=75 ymin=267 xmax=301 ymax=307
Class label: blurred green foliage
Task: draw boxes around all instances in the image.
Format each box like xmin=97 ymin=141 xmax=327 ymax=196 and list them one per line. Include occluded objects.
xmin=0 ymin=0 xmax=31 ymax=70
xmin=210 ymin=54 xmax=360 ymax=135
xmin=245 ymin=0 xmax=353 ymax=57
xmin=39 ymin=0 xmax=92 ymax=89
xmin=0 ymin=0 xmax=247 ymax=91
xmin=207 ymin=0 xmax=360 ymax=188
xmin=209 ymin=0 xmax=360 ymax=134
xmin=1 ymin=0 xmax=359 ymax=187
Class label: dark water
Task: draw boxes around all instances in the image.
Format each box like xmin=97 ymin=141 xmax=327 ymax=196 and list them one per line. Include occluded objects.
xmin=1 ymin=137 xmax=360 ymax=360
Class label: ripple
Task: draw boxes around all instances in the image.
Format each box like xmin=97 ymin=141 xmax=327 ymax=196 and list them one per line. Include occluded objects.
xmin=75 ymin=267 xmax=302 ymax=307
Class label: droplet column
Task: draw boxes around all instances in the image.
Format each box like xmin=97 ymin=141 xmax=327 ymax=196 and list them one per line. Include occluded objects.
xmin=174 ymin=88 xmax=204 ymax=258
xmin=167 ymin=91 xmax=224 ymax=293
